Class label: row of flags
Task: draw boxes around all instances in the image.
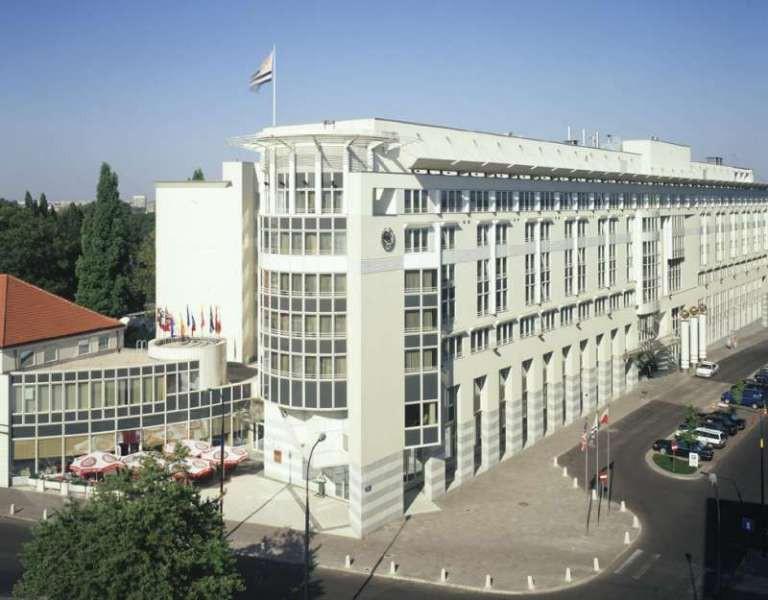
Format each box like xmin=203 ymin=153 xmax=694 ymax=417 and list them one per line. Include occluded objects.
xmin=580 ymin=408 xmax=609 ymax=452
xmin=156 ymin=306 xmax=222 ymax=338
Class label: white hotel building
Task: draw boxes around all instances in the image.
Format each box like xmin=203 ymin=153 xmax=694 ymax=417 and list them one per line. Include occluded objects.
xmin=155 ymin=118 xmax=768 ymax=537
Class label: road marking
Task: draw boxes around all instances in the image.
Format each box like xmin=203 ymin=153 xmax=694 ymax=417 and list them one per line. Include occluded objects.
xmin=632 ymin=553 xmax=661 ymax=580
xmin=614 ymin=549 xmax=643 ymax=574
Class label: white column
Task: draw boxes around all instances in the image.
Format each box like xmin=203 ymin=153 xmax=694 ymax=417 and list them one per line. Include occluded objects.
xmin=689 ymin=316 xmax=699 ymax=366
xmin=489 ymin=221 xmax=498 ymax=314
xmin=681 ymin=319 xmax=690 ymax=370
xmin=698 ymin=314 xmax=707 ymax=360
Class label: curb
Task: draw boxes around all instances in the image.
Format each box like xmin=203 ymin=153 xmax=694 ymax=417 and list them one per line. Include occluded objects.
xmin=644 ymin=450 xmax=702 ymax=481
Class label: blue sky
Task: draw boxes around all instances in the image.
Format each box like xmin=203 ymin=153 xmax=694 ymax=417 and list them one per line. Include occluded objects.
xmin=1 ymin=0 xmax=766 ymax=202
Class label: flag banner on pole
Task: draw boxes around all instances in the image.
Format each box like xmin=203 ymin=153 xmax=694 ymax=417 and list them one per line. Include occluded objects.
xmin=249 ymin=50 xmax=274 ymax=92
xmin=580 ymin=419 xmax=588 ymax=452
xmin=600 ymin=408 xmax=609 ymax=425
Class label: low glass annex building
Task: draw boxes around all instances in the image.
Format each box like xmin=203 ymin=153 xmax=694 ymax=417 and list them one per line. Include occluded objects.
xmin=0 ymin=275 xmax=258 ymax=486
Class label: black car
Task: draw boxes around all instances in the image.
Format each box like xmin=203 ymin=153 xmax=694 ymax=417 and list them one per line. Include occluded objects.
xmin=679 ymin=419 xmax=732 ymax=437
xmin=707 ymin=410 xmax=746 ymax=430
xmin=699 ymin=415 xmax=738 ymax=436
xmin=653 ymin=438 xmax=713 ymax=461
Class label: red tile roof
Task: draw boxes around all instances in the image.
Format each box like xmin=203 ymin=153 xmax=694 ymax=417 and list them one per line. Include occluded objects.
xmin=0 ymin=274 xmax=123 ymax=349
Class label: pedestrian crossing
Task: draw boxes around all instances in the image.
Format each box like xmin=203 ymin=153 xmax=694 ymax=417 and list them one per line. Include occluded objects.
xmin=614 ymin=548 xmax=661 ymax=580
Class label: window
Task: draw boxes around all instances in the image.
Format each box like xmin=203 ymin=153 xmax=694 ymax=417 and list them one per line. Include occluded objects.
xmin=565 ymin=248 xmax=574 ymax=297
xmin=540 ymin=222 xmax=551 ymax=303
xmin=441 ymin=227 xmax=455 ymax=250
xmin=476 ymin=260 xmax=490 ymax=316
xmin=19 ymin=350 xmax=35 ymax=369
xmin=577 ymin=220 xmax=587 ymax=293
xmin=404 ymin=189 xmax=428 ymax=214
xmin=470 ymin=190 xmax=489 ymax=212
xmin=520 ymin=191 xmax=535 ymax=211
xmin=43 ymin=347 xmax=57 ymax=363
xmin=560 ymin=304 xmax=574 ymax=326
xmin=541 ymin=192 xmax=555 ymax=211
xmin=496 ymin=191 xmax=513 ymax=211
xmin=441 ymin=264 xmax=455 ymax=320
xmin=578 ymin=301 xmax=591 ymax=322
xmin=476 ymin=224 xmax=490 ymax=247
xmin=595 ymin=297 xmax=607 ymax=316
xmin=496 ymin=321 xmax=514 ymax=346
xmin=520 ymin=315 xmax=537 ymax=338
xmin=495 ymin=223 xmax=508 ymax=245
xmin=496 ymin=257 xmax=508 ymax=312
xmin=98 ymin=335 xmax=109 ymax=351
xmin=78 ymin=339 xmax=90 ymax=356
xmin=443 ymin=335 xmax=463 ymax=359
xmin=541 ymin=310 xmax=556 ymax=332
xmin=440 ymin=190 xmax=462 ymax=213
xmin=470 ymin=328 xmax=490 ymax=353
xmin=295 ymin=171 xmax=315 ymax=214
xmin=610 ymin=293 xmax=621 ymax=312
xmin=321 ymin=171 xmax=343 ymax=213
xmin=405 ymin=350 xmax=421 ymax=372
xmin=525 ymin=253 xmax=535 ymax=305
xmin=405 ymin=228 xmax=429 ymax=253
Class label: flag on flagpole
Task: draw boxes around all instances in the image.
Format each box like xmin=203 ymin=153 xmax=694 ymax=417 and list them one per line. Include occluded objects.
xmin=200 ymin=307 xmax=205 ymax=332
xmin=186 ymin=305 xmax=190 ymax=328
xmin=599 ymin=408 xmax=609 ymax=425
xmin=209 ymin=306 xmax=214 ymax=334
xmin=249 ymin=49 xmax=274 ymax=92
xmin=580 ymin=419 xmax=588 ymax=452
xmin=191 ymin=314 xmax=196 ymax=336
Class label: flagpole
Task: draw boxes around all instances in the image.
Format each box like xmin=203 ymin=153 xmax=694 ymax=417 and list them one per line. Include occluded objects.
xmin=272 ymin=45 xmax=277 ymax=126
xmin=584 ymin=419 xmax=589 ymax=535
xmin=595 ymin=411 xmax=599 ymax=497
xmin=607 ymin=410 xmax=611 ymax=513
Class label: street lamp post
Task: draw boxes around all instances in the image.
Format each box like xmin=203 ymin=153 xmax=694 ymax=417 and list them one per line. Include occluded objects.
xmin=709 ymin=473 xmax=721 ymax=596
xmin=304 ymin=432 xmax=326 ymax=600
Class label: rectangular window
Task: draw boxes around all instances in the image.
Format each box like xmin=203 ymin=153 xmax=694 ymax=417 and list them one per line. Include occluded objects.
xmin=441 ymin=227 xmax=455 ymax=250
xmin=441 ymin=264 xmax=455 ymax=321
xmin=470 ymin=190 xmax=489 ymax=212
xmin=560 ymin=305 xmax=574 ymax=326
xmin=404 ymin=189 xmax=428 ymax=214
xmin=470 ymin=328 xmax=490 ymax=353
xmin=476 ymin=259 xmax=490 ymax=316
xmin=541 ymin=310 xmax=556 ymax=332
xmin=496 ymin=321 xmax=514 ymax=345
xmin=98 ymin=335 xmax=110 ymax=351
xmin=520 ymin=315 xmax=537 ymax=338
xmin=405 ymin=228 xmax=429 ymax=253
xmin=440 ymin=190 xmax=462 ymax=213
xmin=495 ymin=257 xmax=508 ymax=312
xmin=476 ymin=224 xmax=490 ymax=247
xmin=442 ymin=335 xmax=463 ymax=359
xmin=78 ymin=339 xmax=90 ymax=355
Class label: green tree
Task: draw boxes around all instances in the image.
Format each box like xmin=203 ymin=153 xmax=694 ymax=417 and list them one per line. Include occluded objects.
xmin=23 ymin=190 xmax=34 ymax=211
xmin=51 ymin=204 xmax=85 ymax=299
xmin=129 ymin=225 xmax=155 ymax=310
xmin=38 ymin=192 xmax=49 ymax=215
xmin=75 ymin=163 xmax=133 ymax=316
xmin=190 ymin=168 xmax=205 ymax=181
xmin=14 ymin=461 xmax=244 ymax=600
xmin=678 ymin=403 xmax=699 ymax=446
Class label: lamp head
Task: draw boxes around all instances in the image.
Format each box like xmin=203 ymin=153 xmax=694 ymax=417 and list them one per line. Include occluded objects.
xmin=318 ymin=432 xmax=327 ymax=442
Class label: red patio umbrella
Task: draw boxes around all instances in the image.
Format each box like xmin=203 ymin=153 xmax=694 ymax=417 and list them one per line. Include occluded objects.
xmin=69 ymin=452 xmax=123 ymax=478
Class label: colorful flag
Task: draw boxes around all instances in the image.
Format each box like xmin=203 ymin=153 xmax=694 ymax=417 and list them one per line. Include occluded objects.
xmin=580 ymin=419 xmax=588 ymax=452
xmin=214 ymin=306 xmax=221 ymax=335
xmin=186 ymin=305 xmax=190 ymax=328
xmin=599 ymin=408 xmax=609 ymax=425
xmin=209 ymin=306 xmax=214 ymax=334
xmin=249 ymin=49 xmax=274 ymax=92
xmin=200 ymin=306 xmax=205 ymax=331
xmin=191 ymin=314 xmax=197 ymax=336
xmin=169 ymin=315 xmax=175 ymax=338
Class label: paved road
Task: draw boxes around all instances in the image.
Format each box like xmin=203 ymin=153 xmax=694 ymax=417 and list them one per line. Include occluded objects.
xmin=1 ymin=341 xmax=765 ymax=599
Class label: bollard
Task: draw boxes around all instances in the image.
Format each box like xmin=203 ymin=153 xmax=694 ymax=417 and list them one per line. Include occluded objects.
xmin=632 ymin=515 xmax=640 ymax=529
xmin=565 ymin=567 xmax=572 ymax=582
xmin=389 ymin=561 xmax=397 ymax=576
xmin=552 ymin=456 xmax=559 ymax=467
xmin=591 ymin=488 xmax=597 ymax=501
xmin=562 ymin=466 xmax=568 ymax=477
xmin=624 ymin=531 xmax=631 ymax=545
xmin=593 ymin=557 xmax=600 ymax=572
xmin=440 ymin=568 xmax=448 ymax=583
xmin=485 ymin=574 xmax=493 ymax=589
xmin=344 ymin=555 xmax=351 ymax=569
xmin=572 ymin=477 xmax=578 ymax=489
xmin=9 ymin=504 xmax=15 ymax=516
xmin=527 ymin=575 xmax=535 ymax=590
xmin=42 ymin=509 xmax=48 ymax=521
xmin=620 ymin=500 xmax=626 ymax=512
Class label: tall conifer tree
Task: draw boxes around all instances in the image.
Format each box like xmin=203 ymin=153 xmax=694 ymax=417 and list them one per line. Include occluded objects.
xmin=75 ymin=163 xmax=132 ymax=316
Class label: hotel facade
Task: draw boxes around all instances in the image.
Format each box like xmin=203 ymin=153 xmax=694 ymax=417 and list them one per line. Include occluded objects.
xmin=154 ymin=119 xmax=768 ymax=536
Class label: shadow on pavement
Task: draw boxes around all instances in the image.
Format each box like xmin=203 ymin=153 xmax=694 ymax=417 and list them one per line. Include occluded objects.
xmin=236 ymin=528 xmax=324 ymax=599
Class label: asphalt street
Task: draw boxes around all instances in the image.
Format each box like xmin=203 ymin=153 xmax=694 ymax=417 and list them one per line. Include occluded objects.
xmin=1 ymin=341 xmax=766 ymax=599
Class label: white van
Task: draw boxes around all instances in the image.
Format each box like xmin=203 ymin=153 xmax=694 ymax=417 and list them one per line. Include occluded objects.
xmin=690 ymin=427 xmax=727 ymax=449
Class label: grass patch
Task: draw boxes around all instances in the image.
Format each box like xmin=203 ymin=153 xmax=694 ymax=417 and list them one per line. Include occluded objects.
xmin=652 ymin=453 xmax=698 ymax=475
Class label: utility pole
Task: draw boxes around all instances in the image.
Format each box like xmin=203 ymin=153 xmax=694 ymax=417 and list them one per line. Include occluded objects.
xmin=761 ymin=407 xmax=766 ymax=556
xmin=304 ymin=433 xmax=326 ymax=600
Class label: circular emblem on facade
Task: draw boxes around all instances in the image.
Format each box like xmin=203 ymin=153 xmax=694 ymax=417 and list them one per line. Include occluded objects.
xmin=381 ymin=228 xmax=396 ymax=252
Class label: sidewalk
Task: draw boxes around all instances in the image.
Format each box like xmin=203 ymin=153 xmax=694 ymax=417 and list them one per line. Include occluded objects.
xmin=3 ymin=323 xmax=767 ymax=595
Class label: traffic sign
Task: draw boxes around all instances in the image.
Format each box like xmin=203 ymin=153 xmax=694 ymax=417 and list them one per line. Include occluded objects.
xmin=671 ymin=442 xmax=678 ymax=452
xmin=688 ymin=452 xmax=699 ymax=468
xmin=599 ymin=471 xmax=609 ymax=482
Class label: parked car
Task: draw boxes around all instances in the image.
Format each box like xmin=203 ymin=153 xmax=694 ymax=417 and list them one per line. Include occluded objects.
xmin=675 ymin=427 xmax=727 ymax=449
xmin=721 ymin=387 xmax=766 ymax=409
xmin=700 ymin=415 xmax=738 ymax=436
xmin=695 ymin=361 xmax=720 ymax=378
xmin=653 ymin=438 xmax=714 ymax=461
xmin=680 ymin=418 xmax=732 ymax=437
xmin=753 ymin=369 xmax=768 ymax=385
xmin=708 ymin=410 xmax=746 ymax=430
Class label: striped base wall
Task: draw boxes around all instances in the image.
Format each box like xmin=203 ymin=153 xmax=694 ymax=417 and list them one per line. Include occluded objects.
xmin=597 ymin=360 xmax=611 ymax=408
xmin=481 ymin=407 xmax=500 ymax=470
xmin=455 ymin=419 xmax=475 ymax=485
xmin=582 ymin=367 xmax=597 ymax=413
xmin=349 ymin=451 xmax=403 ymax=538
xmin=506 ymin=399 xmax=523 ymax=457
xmin=612 ymin=356 xmax=625 ymax=399
xmin=565 ymin=374 xmax=581 ymax=425
xmin=423 ymin=455 xmax=446 ymax=500
xmin=527 ymin=389 xmax=544 ymax=444
xmin=547 ymin=382 xmax=564 ymax=433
